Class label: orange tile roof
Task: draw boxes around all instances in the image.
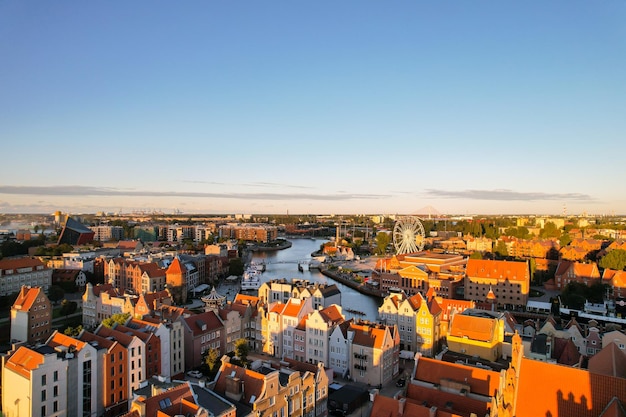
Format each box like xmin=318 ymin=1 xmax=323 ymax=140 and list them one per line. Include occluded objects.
xmin=370 ymin=395 xmax=400 ymax=417
xmin=234 ymin=293 xmax=260 ymax=306
xmin=166 ymin=257 xmax=186 ymax=274
xmin=141 ymin=383 xmax=197 ymax=417
xmin=214 ymin=362 xmax=265 ymax=404
xmin=270 ymin=302 xmax=286 ymax=314
xmin=573 ymin=262 xmax=601 ymax=278
xmin=407 ymin=293 xmax=425 ymax=310
xmin=516 ymin=357 xmax=626 ymax=417
xmin=414 ymin=356 xmax=500 ymax=398
xmin=47 ymin=331 xmax=88 ymax=352
xmin=282 ymin=299 xmax=305 ymax=317
xmin=609 ymin=270 xmax=626 ymax=288
xmin=466 ymin=259 xmax=528 ymax=281
xmin=448 ymin=314 xmax=495 ymax=342
xmin=5 ymin=346 xmax=45 ymax=379
xmin=12 ymin=286 xmax=45 ymax=311
xmin=350 ymin=323 xmax=388 ymax=349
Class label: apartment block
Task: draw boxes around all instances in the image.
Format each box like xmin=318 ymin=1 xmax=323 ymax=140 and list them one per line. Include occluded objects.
xmin=11 ymin=285 xmax=52 ymax=344
xmin=0 ymin=257 xmax=52 ymax=296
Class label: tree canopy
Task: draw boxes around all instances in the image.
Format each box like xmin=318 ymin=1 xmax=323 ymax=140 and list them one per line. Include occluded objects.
xmin=102 ymin=312 xmax=131 ymax=328
xmin=375 ymin=232 xmax=390 ymax=255
xmin=203 ymin=347 xmax=220 ymax=377
xmin=48 ymin=285 xmax=65 ymax=304
xmin=234 ymin=338 xmax=249 ymax=363
xmin=540 ymin=222 xmax=561 ymax=239
xmin=599 ymin=249 xmax=626 ymax=271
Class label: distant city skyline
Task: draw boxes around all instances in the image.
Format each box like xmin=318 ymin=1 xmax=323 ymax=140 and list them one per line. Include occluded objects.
xmin=1 ymin=2 xmax=625 ymax=216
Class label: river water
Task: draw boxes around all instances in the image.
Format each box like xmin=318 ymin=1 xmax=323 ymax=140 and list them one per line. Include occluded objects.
xmin=251 ymin=238 xmax=381 ymax=321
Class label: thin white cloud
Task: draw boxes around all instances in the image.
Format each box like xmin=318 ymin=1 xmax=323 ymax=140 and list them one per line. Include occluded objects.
xmin=425 ymin=188 xmax=593 ymax=201
xmin=0 ymin=185 xmax=389 ymax=201
xmin=182 ymin=180 xmax=315 ymax=190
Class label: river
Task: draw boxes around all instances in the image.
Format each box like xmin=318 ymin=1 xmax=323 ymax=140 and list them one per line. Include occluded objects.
xmin=251 ymin=238 xmax=382 ymax=321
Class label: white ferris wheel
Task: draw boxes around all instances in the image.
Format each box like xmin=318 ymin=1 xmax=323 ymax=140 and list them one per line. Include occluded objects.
xmin=393 ymin=216 xmax=426 ymax=255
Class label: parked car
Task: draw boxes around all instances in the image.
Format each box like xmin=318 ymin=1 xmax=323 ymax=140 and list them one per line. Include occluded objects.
xmin=187 ymin=370 xmax=203 ymax=379
xmin=396 ymin=377 xmax=406 ymax=387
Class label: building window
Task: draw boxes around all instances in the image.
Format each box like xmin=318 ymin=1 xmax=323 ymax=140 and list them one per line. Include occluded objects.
xmin=41 ymin=390 xmax=46 ymax=401
xmin=53 ymin=371 xmax=58 ymax=382
xmin=41 ymin=406 xmax=46 ymax=417
xmin=42 ymin=374 xmax=47 ymax=386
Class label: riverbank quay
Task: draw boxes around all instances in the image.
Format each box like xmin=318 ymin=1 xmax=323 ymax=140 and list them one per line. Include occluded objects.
xmin=249 ymin=239 xmax=292 ymax=252
xmin=320 ymin=266 xmax=383 ymax=299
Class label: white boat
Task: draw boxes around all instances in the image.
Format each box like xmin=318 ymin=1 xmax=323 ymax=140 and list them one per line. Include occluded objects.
xmin=241 ymin=267 xmax=262 ymax=291
xmin=251 ymin=261 xmax=266 ymax=272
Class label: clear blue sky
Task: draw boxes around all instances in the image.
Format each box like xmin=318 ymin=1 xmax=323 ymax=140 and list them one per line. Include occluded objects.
xmin=1 ymin=1 xmax=625 ymax=216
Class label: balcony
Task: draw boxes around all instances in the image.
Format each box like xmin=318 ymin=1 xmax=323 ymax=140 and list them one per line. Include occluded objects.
xmin=353 ymin=353 xmax=368 ymax=360
xmin=354 ymin=364 xmax=367 ymax=371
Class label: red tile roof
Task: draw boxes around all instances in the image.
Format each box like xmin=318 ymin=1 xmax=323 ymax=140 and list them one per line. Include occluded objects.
xmin=319 ymin=304 xmax=344 ymax=324
xmin=370 ymin=395 xmax=401 ymax=417
xmin=406 ymin=383 xmax=490 ymax=416
xmin=92 ymin=283 xmax=118 ymax=297
xmin=414 ymin=356 xmax=500 ymax=398
xmin=589 ymin=342 xmax=626 ymax=379
xmin=96 ymin=325 xmax=134 ymax=347
xmin=183 ymin=311 xmax=223 ymax=336
xmin=138 ymin=263 xmax=166 ymax=278
xmin=0 ymin=257 xmax=45 ymax=272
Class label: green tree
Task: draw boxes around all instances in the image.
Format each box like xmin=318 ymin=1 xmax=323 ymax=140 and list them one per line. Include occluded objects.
xmin=469 ymin=251 xmax=483 ymax=260
xmin=48 ymin=285 xmax=65 ymax=304
xmin=599 ymin=249 xmax=626 ymax=271
xmin=63 ymin=325 xmax=83 ymax=336
xmin=375 ymin=232 xmax=390 ymax=255
xmin=234 ymin=338 xmax=250 ymax=363
xmin=494 ymin=240 xmax=508 ymax=258
xmin=540 ymin=221 xmax=561 ymax=239
xmin=203 ymin=347 xmax=220 ymax=375
xmin=102 ymin=312 xmax=131 ymax=328
xmin=559 ymin=233 xmax=572 ymax=247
